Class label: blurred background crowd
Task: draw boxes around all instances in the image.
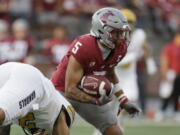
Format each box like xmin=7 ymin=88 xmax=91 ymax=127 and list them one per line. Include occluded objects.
xmin=0 ymin=0 xmax=179 ymax=121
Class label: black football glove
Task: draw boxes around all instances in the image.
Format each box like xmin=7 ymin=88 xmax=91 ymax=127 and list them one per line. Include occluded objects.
xmin=122 ymin=101 xmax=141 ymax=117
xmin=118 ymin=95 xmax=141 ymax=117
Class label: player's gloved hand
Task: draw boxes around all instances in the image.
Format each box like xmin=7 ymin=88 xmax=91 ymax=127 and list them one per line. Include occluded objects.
xmin=122 ymin=101 xmax=141 ymax=117
xmin=118 ymin=95 xmax=141 ymax=117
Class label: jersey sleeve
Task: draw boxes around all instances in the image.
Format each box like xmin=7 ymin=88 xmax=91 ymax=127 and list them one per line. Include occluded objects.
xmin=69 ymin=38 xmax=90 ymax=69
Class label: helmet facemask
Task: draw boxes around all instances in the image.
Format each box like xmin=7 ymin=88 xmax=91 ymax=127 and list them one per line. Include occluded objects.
xmin=101 ymin=25 xmax=131 ymax=49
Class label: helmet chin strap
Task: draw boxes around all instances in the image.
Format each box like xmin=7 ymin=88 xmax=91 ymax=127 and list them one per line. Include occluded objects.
xmin=99 ymin=38 xmax=115 ymax=50
xmin=103 ymin=42 xmax=114 ymax=50
xmin=97 ymin=40 xmax=112 ymax=60
xmin=97 ymin=40 xmax=106 ymax=48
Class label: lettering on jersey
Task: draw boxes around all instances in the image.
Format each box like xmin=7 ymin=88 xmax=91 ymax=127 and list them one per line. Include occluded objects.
xmin=19 ymin=91 xmax=36 ymax=109
xmin=117 ymin=55 xmax=122 ymax=62
xmin=89 ymin=61 xmax=96 ymax=67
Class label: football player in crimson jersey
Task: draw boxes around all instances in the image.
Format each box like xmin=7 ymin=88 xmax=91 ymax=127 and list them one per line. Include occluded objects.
xmin=52 ymin=7 xmax=140 ymax=135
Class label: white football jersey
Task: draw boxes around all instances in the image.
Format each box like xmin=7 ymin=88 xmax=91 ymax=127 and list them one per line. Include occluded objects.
xmin=0 ymin=62 xmax=74 ymax=134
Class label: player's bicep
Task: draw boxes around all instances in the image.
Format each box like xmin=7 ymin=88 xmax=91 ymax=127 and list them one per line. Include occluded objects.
xmin=65 ymin=55 xmax=83 ymax=92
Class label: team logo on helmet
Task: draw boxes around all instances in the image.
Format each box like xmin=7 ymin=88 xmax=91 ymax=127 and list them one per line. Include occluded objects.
xmin=100 ymin=11 xmax=115 ymax=24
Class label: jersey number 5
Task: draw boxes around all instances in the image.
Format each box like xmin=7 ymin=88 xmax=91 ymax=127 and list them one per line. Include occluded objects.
xmin=72 ymin=41 xmax=82 ymax=54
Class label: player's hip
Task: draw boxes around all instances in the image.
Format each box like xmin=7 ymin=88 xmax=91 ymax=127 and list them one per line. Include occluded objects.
xmin=59 ymin=91 xmax=117 ymax=133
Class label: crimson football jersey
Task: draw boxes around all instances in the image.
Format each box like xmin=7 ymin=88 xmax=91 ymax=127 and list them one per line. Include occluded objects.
xmin=51 ymin=34 xmax=127 ymax=91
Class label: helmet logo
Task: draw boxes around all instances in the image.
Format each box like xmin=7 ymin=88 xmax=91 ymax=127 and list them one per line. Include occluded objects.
xmin=100 ymin=11 xmax=115 ymax=24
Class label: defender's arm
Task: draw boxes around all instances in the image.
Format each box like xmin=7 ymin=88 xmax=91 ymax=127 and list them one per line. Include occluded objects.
xmin=52 ymin=111 xmax=69 ymax=135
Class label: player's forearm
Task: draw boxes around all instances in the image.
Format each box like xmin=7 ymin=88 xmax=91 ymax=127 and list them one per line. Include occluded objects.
xmin=106 ymin=68 xmax=128 ymax=107
xmin=106 ymin=68 xmax=119 ymax=84
xmin=106 ymin=68 xmax=128 ymax=104
xmin=106 ymin=68 xmax=125 ymax=96
xmin=65 ymin=86 xmax=97 ymax=104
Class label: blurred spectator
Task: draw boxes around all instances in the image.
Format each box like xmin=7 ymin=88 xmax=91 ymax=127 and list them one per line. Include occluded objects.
xmin=1 ymin=19 xmax=34 ymax=63
xmin=0 ymin=20 xmax=9 ymax=41
xmin=157 ymin=31 xmax=180 ymax=120
xmin=79 ymin=0 xmax=120 ymax=15
xmin=9 ymin=0 xmax=33 ymax=22
xmin=136 ymin=44 xmax=157 ymax=114
xmin=166 ymin=1 xmax=179 ymax=34
xmin=0 ymin=20 xmax=10 ymax=64
xmin=146 ymin=0 xmax=179 ymax=36
xmin=58 ymin=0 xmax=81 ymax=38
xmin=43 ymin=25 xmax=70 ymax=76
xmin=43 ymin=25 xmax=70 ymax=65
xmin=34 ymin=0 xmax=63 ymax=26
xmin=62 ymin=0 xmax=80 ymax=14
xmin=0 ymin=0 xmax=11 ymax=22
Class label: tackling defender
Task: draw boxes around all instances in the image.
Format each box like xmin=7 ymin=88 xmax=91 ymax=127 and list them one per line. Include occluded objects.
xmin=0 ymin=62 xmax=74 ymax=135
xmin=52 ymin=7 xmax=140 ymax=135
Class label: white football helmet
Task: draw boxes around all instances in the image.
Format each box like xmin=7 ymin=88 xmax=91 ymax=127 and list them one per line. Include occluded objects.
xmin=90 ymin=7 xmax=131 ymax=49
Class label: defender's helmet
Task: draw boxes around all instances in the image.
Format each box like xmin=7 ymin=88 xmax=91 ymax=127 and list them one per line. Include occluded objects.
xmin=90 ymin=7 xmax=131 ymax=49
xmin=121 ymin=9 xmax=136 ymax=23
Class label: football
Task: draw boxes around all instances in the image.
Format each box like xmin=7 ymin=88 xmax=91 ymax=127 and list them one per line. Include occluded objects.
xmin=79 ymin=74 xmax=113 ymax=98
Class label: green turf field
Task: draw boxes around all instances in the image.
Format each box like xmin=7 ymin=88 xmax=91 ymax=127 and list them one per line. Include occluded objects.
xmin=10 ymin=118 xmax=180 ymax=135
